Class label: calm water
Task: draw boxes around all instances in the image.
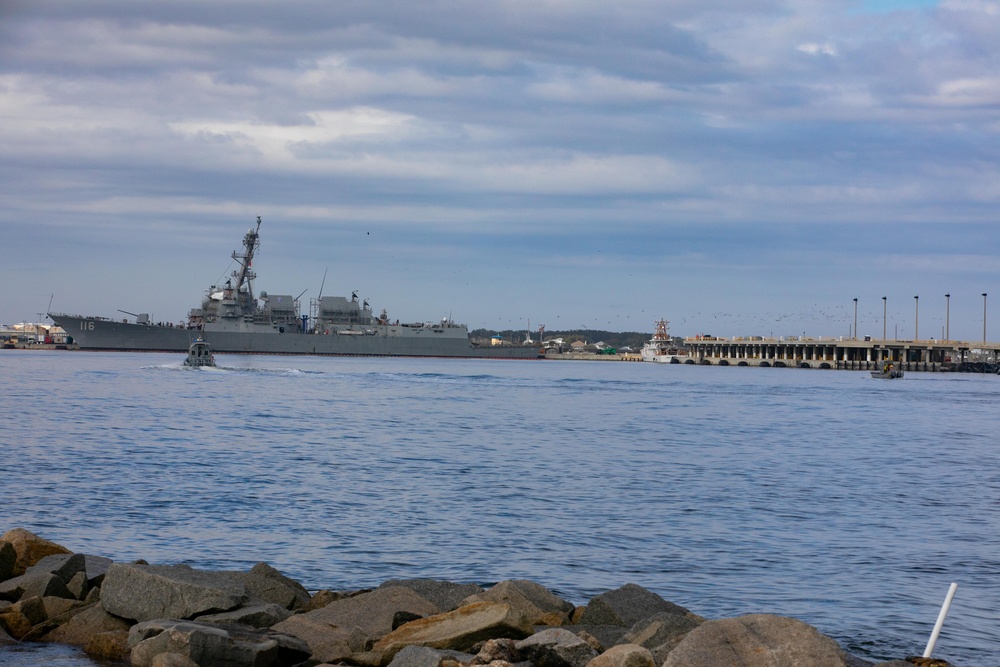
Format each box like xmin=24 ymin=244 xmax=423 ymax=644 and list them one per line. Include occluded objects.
xmin=2 ymin=350 xmax=998 ymax=666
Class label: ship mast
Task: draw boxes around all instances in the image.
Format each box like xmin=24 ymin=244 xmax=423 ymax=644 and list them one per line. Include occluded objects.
xmin=231 ymin=216 xmax=262 ymax=311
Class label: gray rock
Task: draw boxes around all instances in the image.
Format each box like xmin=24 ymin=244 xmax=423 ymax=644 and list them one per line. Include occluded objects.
xmin=0 ymin=529 xmax=72 ymax=577
xmin=101 ymin=563 xmax=249 ymax=622
xmin=515 ymin=627 xmax=600 ymax=667
xmin=585 ymin=644 xmax=655 ymax=667
xmin=270 ymin=614 xmax=370 ymax=663
xmin=41 ymin=603 xmax=132 ymax=646
xmin=0 ymin=623 xmax=16 ymax=646
xmin=66 ymin=571 xmax=89 ymax=600
xmin=83 ymin=555 xmax=113 ymax=587
xmin=236 ymin=562 xmax=311 ymax=610
xmin=196 ymin=602 xmax=294 ymax=628
xmin=622 ymin=610 xmax=704 ymax=656
xmin=463 ymin=580 xmax=575 ymax=626
xmin=568 ymin=625 xmax=628 ymax=650
xmin=662 ymin=614 xmax=853 ymax=667
xmin=388 ymin=644 xmax=477 ymax=667
xmin=0 ymin=542 xmax=15 ymax=582
xmin=299 ymin=585 xmax=441 ymax=639
xmin=380 ymin=578 xmax=485 ymax=612
xmin=25 ymin=553 xmax=87 ymax=583
xmin=578 ymin=584 xmax=689 ymax=628
xmin=0 ymin=571 xmax=73 ymax=602
xmin=128 ymin=618 xmax=311 ymax=667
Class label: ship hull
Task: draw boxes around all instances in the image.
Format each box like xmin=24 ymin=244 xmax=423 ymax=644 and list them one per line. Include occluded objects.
xmin=50 ymin=314 xmax=542 ymax=359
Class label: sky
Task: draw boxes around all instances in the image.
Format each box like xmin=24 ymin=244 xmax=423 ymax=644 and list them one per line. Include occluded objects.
xmin=2 ymin=0 xmax=999 ymax=341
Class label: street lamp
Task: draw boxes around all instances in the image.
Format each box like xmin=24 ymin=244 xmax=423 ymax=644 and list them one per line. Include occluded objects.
xmin=853 ymin=298 xmax=858 ymax=340
xmin=945 ymin=294 xmax=950 ymax=341
xmin=914 ymin=296 xmax=919 ymax=340
xmin=983 ymin=293 xmax=988 ymax=345
xmin=882 ymin=296 xmax=887 ymax=340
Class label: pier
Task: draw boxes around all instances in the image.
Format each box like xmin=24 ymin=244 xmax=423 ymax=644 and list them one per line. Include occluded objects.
xmin=684 ymin=336 xmax=1000 ymax=372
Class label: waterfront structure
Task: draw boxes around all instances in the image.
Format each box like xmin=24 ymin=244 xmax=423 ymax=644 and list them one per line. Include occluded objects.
xmin=685 ymin=335 xmax=999 ymax=371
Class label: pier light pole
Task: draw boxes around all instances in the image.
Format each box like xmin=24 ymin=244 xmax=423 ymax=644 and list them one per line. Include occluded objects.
xmin=914 ymin=296 xmax=919 ymax=340
xmin=945 ymin=294 xmax=950 ymax=341
xmin=853 ymin=298 xmax=858 ymax=340
xmin=983 ymin=293 xmax=988 ymax=345
xmin=882 ymin=296 xmax=887 ymax=340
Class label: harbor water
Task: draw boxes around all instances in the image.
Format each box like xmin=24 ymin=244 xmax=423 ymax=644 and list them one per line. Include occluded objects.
xmin=2 ymin=351 xmax=998 ymax=665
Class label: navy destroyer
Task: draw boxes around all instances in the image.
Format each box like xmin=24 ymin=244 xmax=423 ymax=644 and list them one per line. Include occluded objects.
xmin=50 ymin=218 xmax=542 ymax=359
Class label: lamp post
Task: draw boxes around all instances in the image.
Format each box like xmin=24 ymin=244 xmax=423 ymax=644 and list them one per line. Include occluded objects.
xmin=882 ymin=296 xmax=887 ymax=341
xmin=945 ymin=294 xmax=950 ymax=341
xmin=853 ymin=298 xmax=858 ymax=340
xmin=914 ymin=296 xmax=919 ymax=340
xmin=983 ymin=293 xmax=988 ymax=345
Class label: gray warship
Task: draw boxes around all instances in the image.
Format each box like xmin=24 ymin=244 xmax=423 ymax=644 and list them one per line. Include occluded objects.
xmin=49 ymin=218 xmax=542 ymax=359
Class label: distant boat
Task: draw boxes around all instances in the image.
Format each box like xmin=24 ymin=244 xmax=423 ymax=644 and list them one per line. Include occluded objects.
xmin=183 ymin=338 xmax=216 ymax=367
xmin=870 ymin=361 xmax=903 ymax=379
xmin=641 ymin=319 xmax=685 ymax=363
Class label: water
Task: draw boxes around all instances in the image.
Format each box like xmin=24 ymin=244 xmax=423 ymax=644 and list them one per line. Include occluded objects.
xmin=2 ymin=350 xmax=998 ymax=666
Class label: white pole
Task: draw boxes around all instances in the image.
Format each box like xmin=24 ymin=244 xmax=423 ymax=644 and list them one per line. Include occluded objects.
xmin=923 ymin=582 xmax=958 ymax=658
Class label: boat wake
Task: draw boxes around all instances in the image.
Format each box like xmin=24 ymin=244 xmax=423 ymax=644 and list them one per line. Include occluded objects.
xmin=144 ymin=364 xmax=322 ymax=375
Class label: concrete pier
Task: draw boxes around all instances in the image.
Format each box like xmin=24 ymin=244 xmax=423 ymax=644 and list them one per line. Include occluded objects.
xmin=684 ymin=336 xmax=1000 ymax=372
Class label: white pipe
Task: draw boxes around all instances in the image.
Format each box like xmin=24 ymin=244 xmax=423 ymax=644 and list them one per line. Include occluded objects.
xmin=923 ymin=582 xmax=958 ymax=658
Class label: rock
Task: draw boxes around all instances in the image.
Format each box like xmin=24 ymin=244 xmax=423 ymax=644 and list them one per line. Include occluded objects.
xmin=472 ymin=637 xmax=521 ymax=664
xmin=128 ymin=618 xmax=311 ymax=667
xmin=622 ymin=610 xmax=704 ymax=661
xmin=41 ymin=595 xmax=87 ymax=623
xmin=515 ymin=627 xmax=599 ymax=667
xmin=662 ymin=614 xmax=853 ymax=667
xmin=585 ymin=644 xmax=655 ymax=667
xmin=305 ymin=589 xmax=350 ymax=611
xmin=101 ymin=563 xmax=249 ymax=622
xmin=388 ymin=644 xmax=477 ymax=667
xmin=568 ymin=625 xmax=627 ymax=651
xmin=0 ymin=571 xmax=73 ymax=602
xmin=66 ymin=571 xmax=89 ymax=600
xmin=237 ymin=562 xmax=311 ymax=610
xmin=904 ymin=659 xmax=956 ymax=667
xmin=270 ymin=614 xmax=371 ymax=663
xmin=380 ymin=579 xmax=486 ymax=612
xmin=463 ymin=580 xmax=575 ymax=626
xmin=297 ymin=585 xmax=441 ymax=639
xmin=42 ymin=603 xmax=132 ymax=645
xmin=0 ymin=542 xmax=15 ymax=582
xmin=373 ymin=602 xmax=535 ymax=665
xmin=578 ymin=584 xmax=690 ymax=628
xmin=0 ymin=529 xmax=72 ymax=577
xmin=82 ymin=555 xmax=113 ymax=588
xmin=0 ymin=622 xmax=16 ymax=646
xmin=83 ymin=629 xmax=131 ymax=660
xmin=24 ymin=553 xmax=87 ymax=583
xmin=197 ymin=602 xmax=294 ymax=628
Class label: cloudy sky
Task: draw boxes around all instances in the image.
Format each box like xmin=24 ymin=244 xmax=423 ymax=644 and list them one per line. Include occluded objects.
xmin=2 ymin=0 xmax=999 ymax=340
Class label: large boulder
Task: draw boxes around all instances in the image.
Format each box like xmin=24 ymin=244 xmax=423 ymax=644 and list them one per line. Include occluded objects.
xmin=373 ymin=601 xmax=535 ymax=665
xmin=297 ymin=585 xmax=441 ymax=639
xmin=662 ymin=614 xmax=852 ymax=667
xmin=462 ymin=580 xmax=575 ymax=626
xmin=0 ymin=571 xmax=73 ymax=602
xmin=196 ymin=603 xmax=293 ymax=628
xmin=387 ymin=644 xmax=477 ymax=667
xmin=41 ymin=603 xmax=132 ymax=645
xmin=622 ymin=610 xmax=705 ymax=663
xmin=585 ymin=644 xmax=656 ymax=667
xmin=0 ymin=542 xmax=15 ymax=582
xmin=0 ymin=529 xmax=72 ymax=577
xmin=101 ymin=563 xmax=249 ymax=622
xmin=270 ymin=614 xmax=370 ymax=664
xmin=380 ymin=579 xmax=485 ymax=613
xmin=0 ymin=623 xmax=15 ymax=646
xmin=578 ymin=584 xmax=689 ymax=628
xmin=24 ymin=553 xmax=87 ymax=583
xmin=128 ymin=618 xmax=311 ymax=667
xmin=236 ymin=562 xmax=311 ymax=611
xmin=515 ymin=627 xmax=599 ymax=667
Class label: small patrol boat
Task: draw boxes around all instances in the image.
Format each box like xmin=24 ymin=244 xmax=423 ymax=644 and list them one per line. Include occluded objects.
xmin=183 ymin=338 xmax=216 ymax=367
xmin=871 ymin=361 xmax=903 ymax=379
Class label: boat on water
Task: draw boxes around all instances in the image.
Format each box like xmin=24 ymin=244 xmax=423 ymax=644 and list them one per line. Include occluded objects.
xmin=871 ymin=361 xmax=904 ymax=379
xmin=183 ymin=338 xmax=216 ymax=367
xmin=50 ymin=217 xmax=542 ymax=359
xmin=640 ymin=319 xmax=685 ymax=363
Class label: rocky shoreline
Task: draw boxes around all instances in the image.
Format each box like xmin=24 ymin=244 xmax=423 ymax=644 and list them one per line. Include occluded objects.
xmin=1 ymin=529 xmax=953 ymax=667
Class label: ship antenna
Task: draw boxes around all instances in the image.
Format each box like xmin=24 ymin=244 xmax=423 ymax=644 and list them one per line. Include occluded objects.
xmin=318 ymin=268 xmax=327 ymax=300
xmin=230 ymin=216 xmax=262 ymax=311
